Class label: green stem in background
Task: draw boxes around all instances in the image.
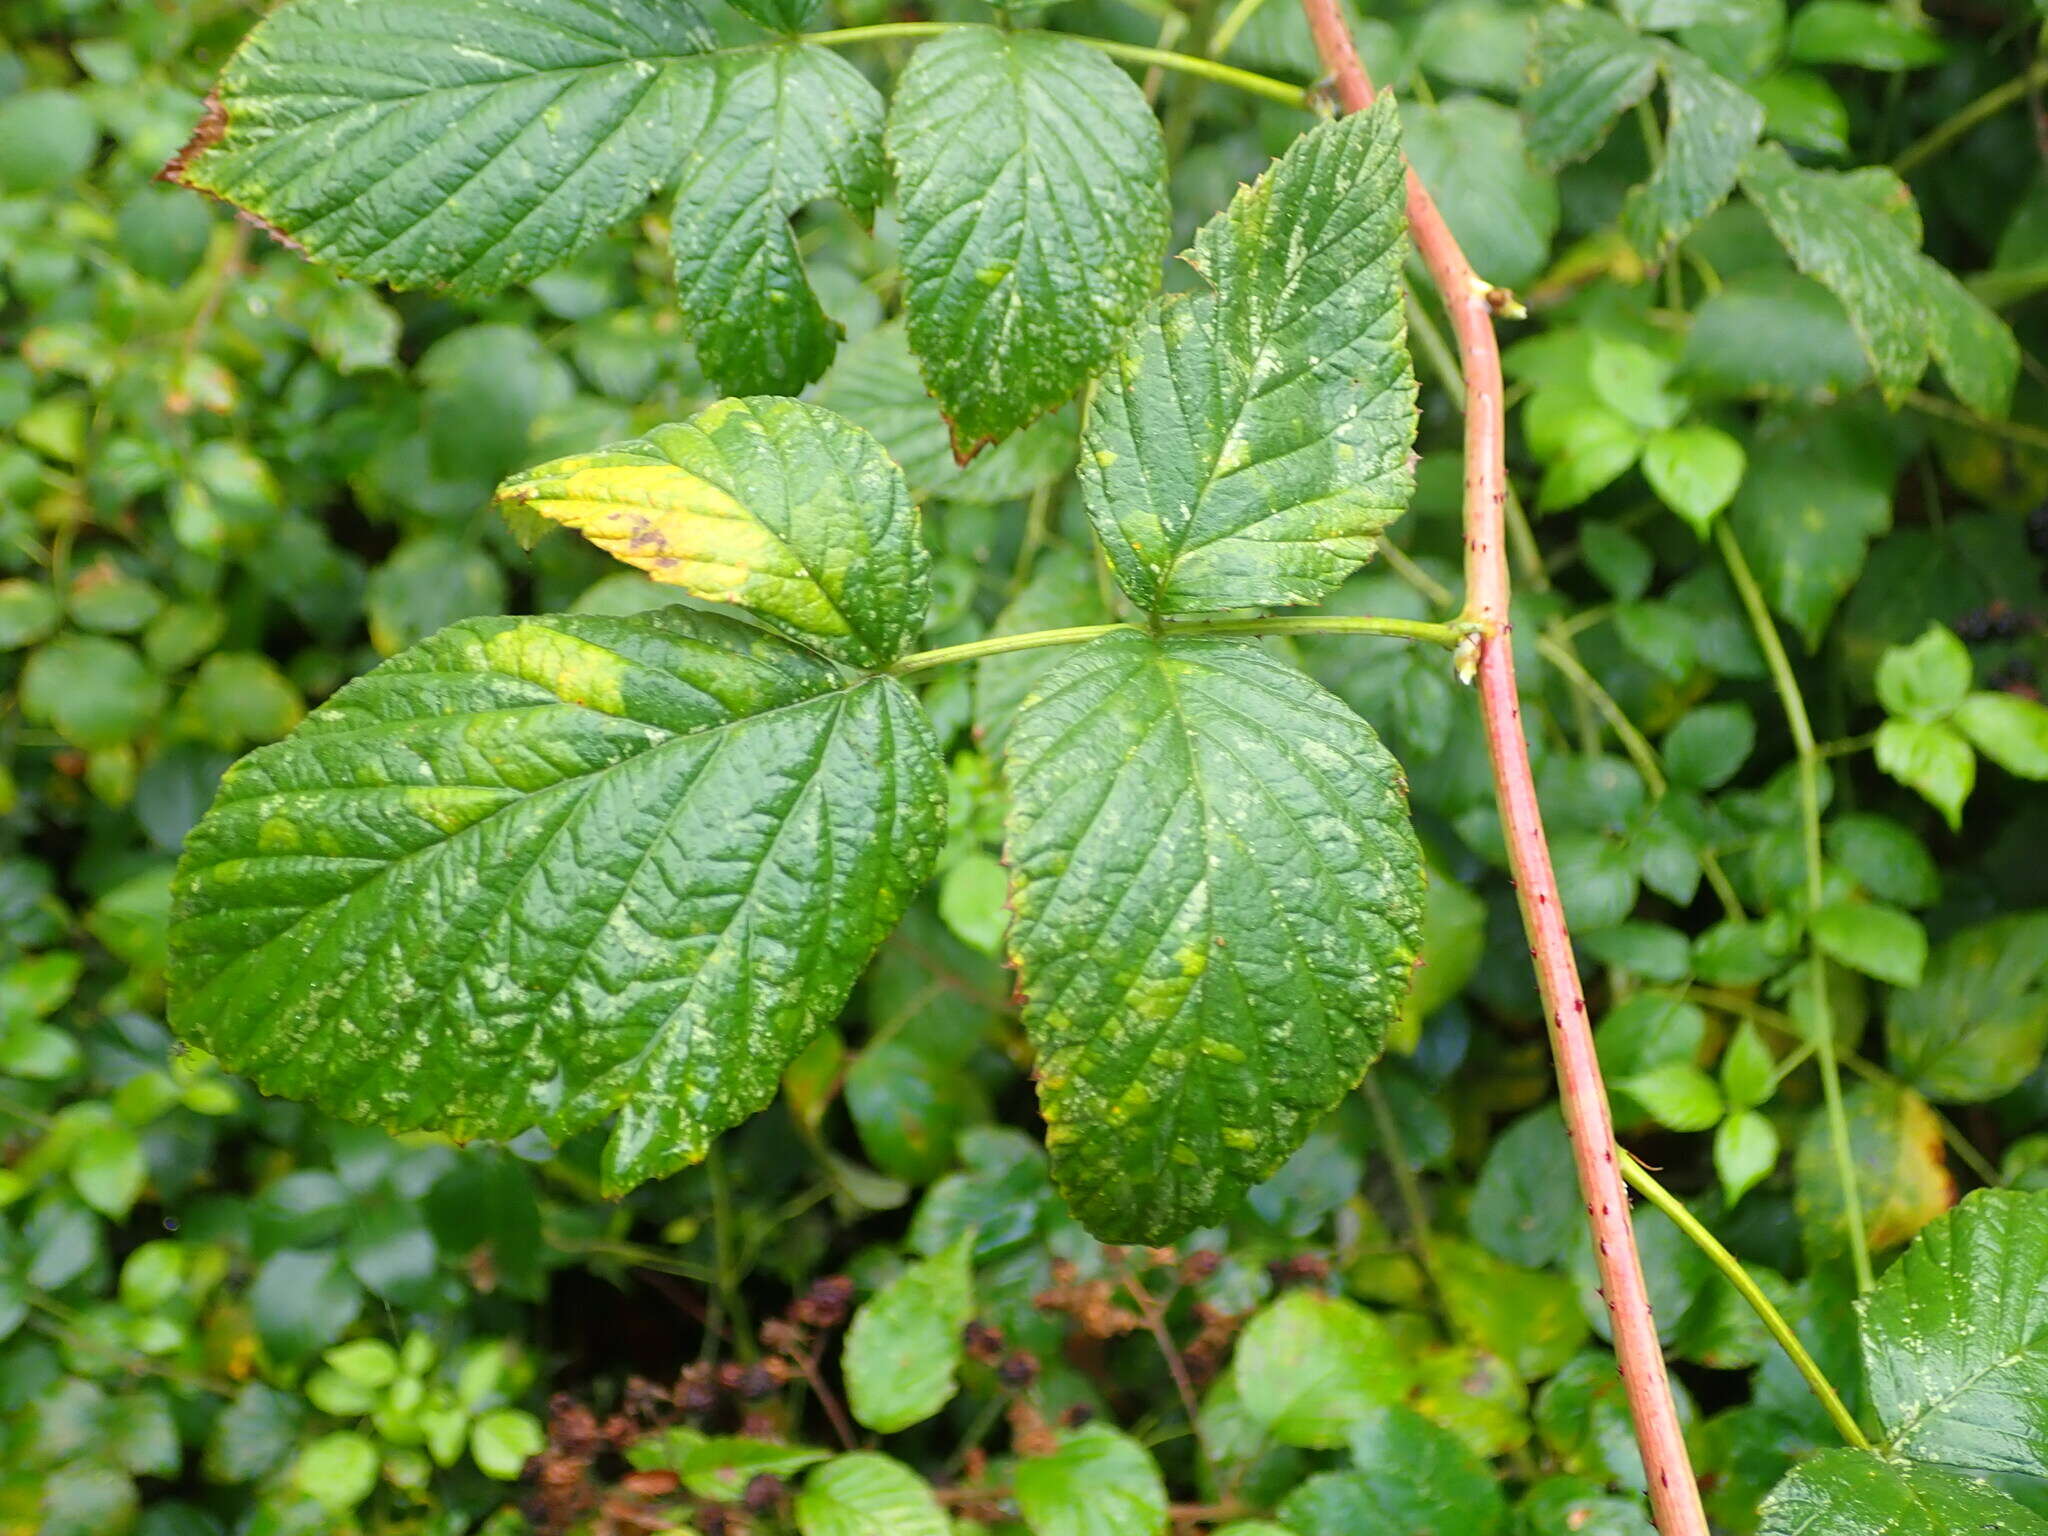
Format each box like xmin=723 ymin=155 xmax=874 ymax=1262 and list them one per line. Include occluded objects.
xmin=1533 ymin=634 xmax=1668 ymax=798
xmin=887 ymin=614 xmax=1470 ymax=676
xmin=1208 ymin=0 xmax=1277 ymax=59
xmin=804 ymin=23 xmax=1309 ymax=107
xmin=1893 ymin=58 xmax=2048 ymax=175
xmin=1618 ymin=1151 xmax=1873 ymax=1453
xmin=1715 ymin=521 xmax=1876 ymax=1296
xmin=1362 ymin=1075 xmax=1441 ymax=1298
xmin=1902 ymin=389 xmax=2048 ymax=453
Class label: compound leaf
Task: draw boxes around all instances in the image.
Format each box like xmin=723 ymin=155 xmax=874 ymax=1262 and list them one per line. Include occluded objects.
xmin=1740 ymin=145 xmax=2018 ymax=417
xmin=167 ymin=608 xmax=945 ymax=1194
xmin=1082 ymin=104 xmax=1417 ymax=616
xmin=1760 ymin=1448 xmax=2048 ymax=1535
xmin=887 ymin=27 xmax=1169 ymax=453
xmin=670 ymin=47 xmax=885 ymax=396
xmin=497 ymin=398 xmax=927 ymax=668
xmin=1861 ymin=1189 xmax=2048 ymax=1477
xmin=1004 ymin=630 xmax=1424 ymax=1243
xmin=167 ymin=1 xmax=882 ymax=394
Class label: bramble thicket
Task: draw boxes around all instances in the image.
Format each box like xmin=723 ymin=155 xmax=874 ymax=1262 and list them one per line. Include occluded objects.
xmin=5 ymin=0 xmax=2048 ymax=1533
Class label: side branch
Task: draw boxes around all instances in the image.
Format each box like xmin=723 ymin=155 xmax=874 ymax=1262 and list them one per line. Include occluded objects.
xmin=1295 ymin=8 xmax=1709 ymax=1532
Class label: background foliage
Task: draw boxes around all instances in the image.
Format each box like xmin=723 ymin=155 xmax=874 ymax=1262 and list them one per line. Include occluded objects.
xmin=4 ymin=0 xmax=2048 ymax=1532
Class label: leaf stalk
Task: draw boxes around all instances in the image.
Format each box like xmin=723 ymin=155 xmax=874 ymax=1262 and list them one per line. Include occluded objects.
xmin=886 ymin=614 xmax=1469 ymax=676
xmin=1619 ymin=1150 xmax=1872 ymax=1452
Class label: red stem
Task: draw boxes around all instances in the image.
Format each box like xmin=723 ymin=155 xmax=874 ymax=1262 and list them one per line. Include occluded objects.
xmin=1298 ymin=9 xmax=1708 ymax=1532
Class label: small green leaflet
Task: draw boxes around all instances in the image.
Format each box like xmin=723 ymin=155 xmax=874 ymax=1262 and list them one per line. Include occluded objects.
xmin=1759 ymin=1448 xmax=2048 ymax=1535
xmin=886 ymin=27 xmax=1170 ymax=454
xmin=842 ymin=1233 xmax=973 ymax=1433
xmin=1861 ymin=1189 xmax=2048 ymax=1477
xmin=1523 ymin=10 xmax=1760 ymax=256
xmin=1740 ymin=145 xmax=2018 ymax=417
xmin=1013 ymin=1424 xmax=1168 ymax=1536
xmin=1275 ymin=1406 xmax=1506 ymax=1536
xmin=166 ymin=0 xmax=882 ymax=395
xmin=1235 ymin=1291 xmax=1412 ymax=1448
xmin=1082 ymin=104 xmax=1418 ymax=617
xmin=497 ymin=398 xmax=928 ymax=668
xmin=670 ymin=48 xmax=885 ymax=396
xmin=1004 ymin=631 xmax=1424 ymax=1243
xmin=795 ymin=1454 xmax=950 ymax=1536
xmin=167 ymin=608 xmax=945 ymax=1194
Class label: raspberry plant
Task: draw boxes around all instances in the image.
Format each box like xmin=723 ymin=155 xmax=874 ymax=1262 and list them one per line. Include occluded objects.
xmin=110 ymin=0 xmax=2048 ymax=1531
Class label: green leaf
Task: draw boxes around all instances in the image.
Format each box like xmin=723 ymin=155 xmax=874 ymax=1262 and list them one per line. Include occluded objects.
xmin=168 ymin=608 xmax=944 ymax=1194
xmin=796 ymin=1453 xmax=950 ymax=1536
xmin=498 ymin=400 xmax=928 ymax=667
xmin=1235 ymin=1290 xmax=1411 ymax=1448
xmin=1793 ymin=1080 xmax=1953 ymax=1259
xmin=1720 ymin=1021 xmax=1777 ymax=1110
xmin=296 ymin=1430 xmax=380 ymax=1513
xmin=20 ymin=635 xmax=165 ymax=749
xmin=1760 ymin=1448 xmax=2048 ymax=1536
xmin=1887 ymin=912 xmax=2048 ymax=1104
xmin=1080 ymin=104 xmax=1417 ymax=616
xmin=815 ymin=320 xmax=1079 ymax=505
xmin=1662 ymin=702 xmax=1755 ymax=790
xmin=1525 ymin=11 xmax=1661 ymax=169
xmin=1725 ymin=408 xmax=1895 ymax=649
xmin=843 ymin=1231 xmax=973 ymax=1432
xmin=886 ymin=27 xmax=1169 ymax=452
xmin=1876 ymin=624 xmax=1972 ymax=720
xmin=1828 ymin=814 xmax=1941 ymax=909
xmin=1401 ymin=96 xmax=1558 ymax=290
xmin=1434 ymin=1237 xmax=1590 ymax=1379
xmin=1875 ymin=717 xmax=1975 ymax=830
xmin=167 ymin=3 xmax=881 ymax=394
xmin=1785 ymin=0 xmax=1946 ymax=70
xmin=470 ymin=1408 xmax=545 ymax=1480
xmin=1955 ymin=692 xmax=2048 ymax=780
xmin=727 ymin=0 xmax=819 ymax=35
xmin=1621 ymin=46 xmax=1762 ymax=257
xmin=1275 ymin=1406 xmax=1506 ymax=1536
xmin=1739 ymin=145 xmax=2019 ymax=417
xmin=1681 ymin=272 xmax=1873 ymax=403
xmin=1620 ymin=1062 xmax=1725 ymax=1132
xmin=1004 ymin=631 xmax=1424 ymax=1243
xmin=1642 ymin=425 xmax=1746 ymax=536
xmin=1471 ymin=1106 xmax=1583 ymax=1268
xmin=205 ymin=1384 xmax=305 ymax=1484
xmin=669 ymin=46 xmax=884 ymax=395
xmin=1714 ymin=1110 xmax=1779 ymax=1207
xmin=323 ymin=1339 xmax=400 ymax=1389
xmin=1810 ymin=902 xmax=1927 ymax=989
xmin=1861 ymin=1189 xmax=2048 ymax=1476
xmin=70 ymin=1119 xmax=146 ymax=1218
xmin=1014 ymin=1423 xmax=1168 ymax=1536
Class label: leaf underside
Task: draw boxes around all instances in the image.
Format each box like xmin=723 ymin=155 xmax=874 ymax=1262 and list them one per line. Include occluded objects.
xmin=168 ymin=608 xmax=945 ymax=1193
xmin=497 ymin=397 xmax=928 ymax=669
xmin=1003 ymin=630 xmax=1425 ymax=1244
xmin=167 ymin=0 xmax=882 ymax=395
xmin=1081 ymin=101 xmax=1418 ymax=617
xmin=886 ymin=27 xmax=1171 ymax=454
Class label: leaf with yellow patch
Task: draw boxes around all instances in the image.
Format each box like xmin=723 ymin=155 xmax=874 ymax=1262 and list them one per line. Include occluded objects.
xmin=499 ymin=399 xmax=927 ymax=668
xmin=1003 ymin=630 xmax=1424 ymax=1243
